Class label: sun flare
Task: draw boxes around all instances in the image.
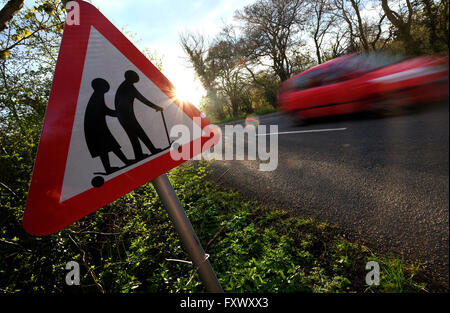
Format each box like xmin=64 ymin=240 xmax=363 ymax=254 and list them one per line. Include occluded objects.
xmin=173 ymin=83 xmax=204 ymax=108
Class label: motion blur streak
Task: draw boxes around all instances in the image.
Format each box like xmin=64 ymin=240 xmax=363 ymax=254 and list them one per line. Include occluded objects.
xmin=277 ymin=52 xmax=449 ymax=123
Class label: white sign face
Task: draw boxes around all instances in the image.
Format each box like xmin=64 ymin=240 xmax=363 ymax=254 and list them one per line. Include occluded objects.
xmin=23 ymin=1 xmax=218 ymax=236
xmin=61 ymin=26 xmax=202 ymax=202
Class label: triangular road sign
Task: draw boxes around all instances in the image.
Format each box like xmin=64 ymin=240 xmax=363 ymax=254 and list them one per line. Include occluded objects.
xmin=23 ymin=1 xmax=219 ymax=236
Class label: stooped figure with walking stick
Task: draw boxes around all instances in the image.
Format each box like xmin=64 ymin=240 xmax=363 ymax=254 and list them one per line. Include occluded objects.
xmin=115 ymin=70 xmax=164 ymax=161
xmin=84 ymin=78 xmax=133 ymax=174
xmin=84 ymin=70 xmax=172 ymax=187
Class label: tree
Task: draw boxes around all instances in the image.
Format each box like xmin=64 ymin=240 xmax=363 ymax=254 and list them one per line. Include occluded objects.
xmin=349 ymin=0 xmax=370 ymax=51
xmin=1 ymin=1 xmax=64 ymax=59
xmin=308 ymin=0 xmax=335 ymax=64
xmin=381 ymin=0 xmax=420 ymax=55
xmin=331 ymin=0 xmax=391 ymax=53
xmin=333 ymin=0 xmax=359 ymax=52
xmin=235 ymin=0 xmax=306 ymax=82
xmin=1 ymin=0 xmax=65 ymax=194
xmin=207 ymin=37 xmax=249 ymax=117
xmin=0 ymin=0 xmax=24 ymax=33
xmin=421 ymin=0 xmax=439 ymax=51
xmin=181 ymin=0 xmax=449 ymax=120
xmin=180 ymin=32 xmax=225 ymax=120
xmin=417 ymin=0 xmax=449 ymax=53
xmin=181 ymin=28 xmax=255 ymax=118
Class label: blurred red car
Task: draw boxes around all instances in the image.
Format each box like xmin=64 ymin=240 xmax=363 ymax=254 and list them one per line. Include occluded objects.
xmin=278 ymin=52 xmax=449 ymax=123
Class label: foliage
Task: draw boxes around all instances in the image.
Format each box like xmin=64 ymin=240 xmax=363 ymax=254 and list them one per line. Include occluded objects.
xmin=0 ymin=0 xmax=443 ymax=294
xmin=235 ymin=0 xmax=306 ymax=82
xmin=1 ymin=3 xmax=64 ymax=264
xmin=182 ymin=0 xmax=449 ymax=122
xmin=0 ymin=160 xmax=429 ymax=293
xmin=180 ymin=31 xmax=251 ymax=119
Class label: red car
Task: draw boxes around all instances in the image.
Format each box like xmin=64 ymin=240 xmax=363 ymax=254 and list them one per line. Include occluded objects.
xmin=278 ymin=52 xmax=449 ymax=123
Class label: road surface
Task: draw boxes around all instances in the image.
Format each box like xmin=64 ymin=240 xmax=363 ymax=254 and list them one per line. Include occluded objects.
xmin=206 ymin=101 xmax=449 ymax=290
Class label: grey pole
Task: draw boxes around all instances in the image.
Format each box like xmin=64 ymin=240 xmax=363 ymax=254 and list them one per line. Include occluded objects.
xmin=152 ymin=173 xmax=223 ymax=293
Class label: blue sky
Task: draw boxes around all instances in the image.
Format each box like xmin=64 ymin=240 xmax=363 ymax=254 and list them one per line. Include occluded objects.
xmin=77 ymin=0 xmax=255 ymax=106
xmin=23 ymin=0 xmax=383 ymax=106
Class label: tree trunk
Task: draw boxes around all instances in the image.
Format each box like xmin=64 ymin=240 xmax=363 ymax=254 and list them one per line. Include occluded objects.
xmin=0 ymin=0 xmax=24 ymax=33
xmin=350 ymin=0 xmax=369 ymax=51
xmin=381 ymin=0 xmax=419 ymax=55
xmin=314 ymin=38 xmax=322 ymax=64
xmin=422 ymin=0 xmax=439 ymax=52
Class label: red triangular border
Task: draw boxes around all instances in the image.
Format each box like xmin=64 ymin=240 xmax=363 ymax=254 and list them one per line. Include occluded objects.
xmin=23 ymin=1 xmax=218 ymax=236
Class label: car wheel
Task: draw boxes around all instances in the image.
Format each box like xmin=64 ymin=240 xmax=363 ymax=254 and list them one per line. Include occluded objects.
xmin=290 ymin=111 xmax=308 ymax=126
xmin=370 ymin=93 xmax=413 ymax=117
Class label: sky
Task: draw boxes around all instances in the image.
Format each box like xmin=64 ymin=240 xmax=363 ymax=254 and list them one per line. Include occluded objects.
xmin=81 ymin=0 xmax=255 ymax=107
xmin=21 ymin=0 xmax=384 ymax=108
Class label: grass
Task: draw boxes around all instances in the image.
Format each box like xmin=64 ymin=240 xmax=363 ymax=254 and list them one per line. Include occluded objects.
xmin=0 ymin=162 xmax=430 ymax=293
xmin=212 ymin=107 xmax=278 ymax=124
xmin=253 ymin=107 xmax=278 ymax=116
xmin=161 ymin=162 xmax=429 ymax=292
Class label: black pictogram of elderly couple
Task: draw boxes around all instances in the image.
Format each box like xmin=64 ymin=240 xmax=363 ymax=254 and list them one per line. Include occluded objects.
xmin=84 ymin=70 xmax=166 ymax=175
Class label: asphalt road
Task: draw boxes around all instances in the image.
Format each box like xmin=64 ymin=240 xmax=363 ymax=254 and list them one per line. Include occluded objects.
xmin=207 ymin=101 xmax=449 ymax=290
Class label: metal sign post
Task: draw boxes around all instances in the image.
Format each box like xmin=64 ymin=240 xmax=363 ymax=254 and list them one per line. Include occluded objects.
xmin=152 ymin=174 xmax=223 ymax=293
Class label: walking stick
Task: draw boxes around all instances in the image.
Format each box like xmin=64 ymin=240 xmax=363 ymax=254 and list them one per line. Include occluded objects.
xmin=160 ymin=110 xmax=172 ymax=147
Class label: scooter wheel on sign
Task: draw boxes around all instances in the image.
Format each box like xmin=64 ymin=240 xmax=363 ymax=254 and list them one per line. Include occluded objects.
xmin=91 ymin=176 xmax=105 ymax=188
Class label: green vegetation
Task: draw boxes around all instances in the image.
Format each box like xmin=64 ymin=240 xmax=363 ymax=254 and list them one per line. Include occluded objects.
xmin=1 ymin=162 xmax=428 ymax=293
xmin=0 ymin=0 xmax=442 ymax=293
xmin=211 ymin=107 xmax=278 ymax=124
xmin=182 ymin=0 xmax=449 ymax=122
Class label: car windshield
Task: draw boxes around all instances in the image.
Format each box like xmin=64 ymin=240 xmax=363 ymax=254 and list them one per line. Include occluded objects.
xmin=291 ymin=52 xmax=405 ymax=91
xmin=336 ymin=52 xmax=405 ymax=74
